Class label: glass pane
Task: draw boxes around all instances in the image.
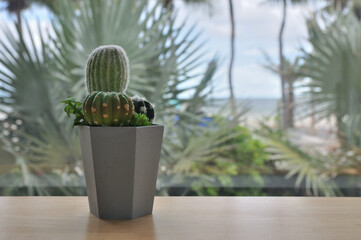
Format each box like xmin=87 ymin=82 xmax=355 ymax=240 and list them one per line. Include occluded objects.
xmin=0 ymin=0 xmax=360 ymax=196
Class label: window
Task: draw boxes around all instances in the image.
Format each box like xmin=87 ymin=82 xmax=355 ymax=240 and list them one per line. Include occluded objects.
xmin=0 ymin=0 xmax=360 ymax=197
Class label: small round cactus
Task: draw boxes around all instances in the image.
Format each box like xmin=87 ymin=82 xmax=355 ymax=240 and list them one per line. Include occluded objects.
xmin=86 ymin=45 xmax=129 ymax=93
xmin=83 ymin=91 xmax=134 ymax=126
xmin=132 ymin=96 xmax=155 ymax=123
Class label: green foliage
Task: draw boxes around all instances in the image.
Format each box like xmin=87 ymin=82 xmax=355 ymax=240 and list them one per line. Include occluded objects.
xmin=300 ymin=13 xmax=361 ymax=148
xmin=162 ymin=113 xmax=242 ymax=174
xmin=225 ymin=126 xmax=269 ymax=166
xmin=185 ymin=124 xmax=269 ymax=196
xmin=191 ymin=125 xmax=269 ymax=176
xmin=256 ymin=121 xmax=340 ymax=196
xmin=157 ymin=109 xmax=271 ymax=196
xmin=0 ymin=18 xmax=84 ymax=195
xmin=61 ymin=97 xmax=87 ymax=127
xmin=129 ymin=113 xmax=152 ymax=127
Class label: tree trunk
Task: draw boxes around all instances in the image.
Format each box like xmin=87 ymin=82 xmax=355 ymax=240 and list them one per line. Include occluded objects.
xmin=279 ymin=0 xmax=289 ymax=129
xmin=228 ymin=0 xmax=237 ymax=117
xmin=288 ymin=81 xmax=294 ymax=128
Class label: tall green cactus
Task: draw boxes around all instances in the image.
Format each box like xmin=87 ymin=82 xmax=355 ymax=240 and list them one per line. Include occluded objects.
xmin=86 ymin=45 xmax=129 ymax=93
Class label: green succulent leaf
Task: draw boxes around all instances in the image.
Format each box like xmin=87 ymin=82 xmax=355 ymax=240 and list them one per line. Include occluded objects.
xmin=61 ymin=97 xmax=88 ymax=127
xmin=129 ymin=113 xmax=152 ymax=127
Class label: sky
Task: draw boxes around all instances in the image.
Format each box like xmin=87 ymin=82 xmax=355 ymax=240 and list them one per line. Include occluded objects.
xmin=174 ymin=0 xmax=325 ymax=99
xmin=0 ymin=0 xmax=325 ymax=100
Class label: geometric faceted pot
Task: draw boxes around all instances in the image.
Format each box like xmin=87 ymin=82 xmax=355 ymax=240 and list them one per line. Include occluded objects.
xmin=78 ymin=125 xmax=164 ymax=219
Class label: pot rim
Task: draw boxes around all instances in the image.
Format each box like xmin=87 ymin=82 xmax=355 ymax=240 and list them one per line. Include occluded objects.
xmin=77 ymin=124 xmax=164 ymax=129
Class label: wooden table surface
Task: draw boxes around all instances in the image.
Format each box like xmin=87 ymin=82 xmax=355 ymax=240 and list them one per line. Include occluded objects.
xmin=0 ymin=197 xmax=361 ymax=240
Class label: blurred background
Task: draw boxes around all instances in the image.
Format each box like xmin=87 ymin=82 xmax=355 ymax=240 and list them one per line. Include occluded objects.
xmin=0 ymin=0 xmax=361 ymax=196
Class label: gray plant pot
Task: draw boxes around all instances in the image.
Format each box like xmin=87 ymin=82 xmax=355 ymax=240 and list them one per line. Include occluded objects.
xmin=78 ymin=125 xmax=164 ymax=219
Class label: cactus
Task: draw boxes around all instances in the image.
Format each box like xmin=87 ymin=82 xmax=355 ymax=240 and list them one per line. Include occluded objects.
xmin=63 ymin=45 xmax=156 ymax=127
xmin=83 ymin=91 xmax=134 ymax=126
xmin=86 ymin=45 xmax=129 ymax=93
xmin=132 ymin=96 xmax=155 ymax=122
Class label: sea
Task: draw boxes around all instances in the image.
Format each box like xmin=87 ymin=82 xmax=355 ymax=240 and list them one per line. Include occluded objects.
xmin=206 ymin=98 xmax=279 ymax=118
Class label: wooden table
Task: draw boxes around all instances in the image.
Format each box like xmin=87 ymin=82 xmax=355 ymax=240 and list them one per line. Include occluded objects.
xmin=0 ymin=197 xmax=361 ymax=240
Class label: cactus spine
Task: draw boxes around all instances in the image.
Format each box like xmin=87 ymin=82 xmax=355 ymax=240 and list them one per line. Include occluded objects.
xmin=83 ymin=92 xmax=134 ymax=126
xmin=86 ymin=45 xmax=130 ymax=93
xmin=132 ymin=96 xmax=155 ymax=122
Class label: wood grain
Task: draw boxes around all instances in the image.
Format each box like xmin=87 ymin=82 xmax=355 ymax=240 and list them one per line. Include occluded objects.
xmin=0 ymin=197 xmax=360 ymax=240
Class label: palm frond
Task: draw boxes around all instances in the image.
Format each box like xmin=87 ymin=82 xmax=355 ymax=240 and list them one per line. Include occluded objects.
xmin=163 ymin=109 xmax=246 ymax=174
xmin=257 ymin=122 xmax=340 ymax=196
xmin=50 ymin=0 xmax=211 ymax=118
xmin=300 ymin=13 xmax=361 ymax=147
xmin=0 ymin=17 xmax=82 ymax=195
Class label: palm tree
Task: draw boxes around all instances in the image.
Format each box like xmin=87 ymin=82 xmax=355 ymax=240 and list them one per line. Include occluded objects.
xmin=300 ymin=12 xmax=361 ymax=148
xmin=265 ymin=56 xmax=303 ymax=127
xmin=279 ymin=0 xmax=289 ymax=128
xmin=1 ymin=0 xmax=28 ymax=33
xmin=0 ymin=0 xmax=59 ymax=33
xmin=228 ymin=0 xmax=237 ymax=116
xmin=324 ymin=0 xmax=361 ymax=19
xmin=268 ymin=0 xmax=308 ymax=129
